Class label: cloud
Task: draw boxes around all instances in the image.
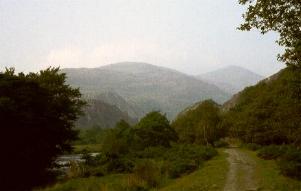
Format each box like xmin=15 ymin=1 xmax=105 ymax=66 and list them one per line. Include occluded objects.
xmin=44 ymin=40 xmax=173 ymax=69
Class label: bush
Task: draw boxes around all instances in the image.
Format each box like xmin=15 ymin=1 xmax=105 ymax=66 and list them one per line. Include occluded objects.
xmin=106 ymin=157 xmax=135 ymax=173
xmin=163 ymin=144 xmax=217 ymax=177
xmin=166 ymin=158 xmax=198 ymax=178
xmin=278 ymin=147 xmax=301 ymax=179
xmin=243 ymin=143 xmax=261 ymax=151
xmin=257 ymin=145 xmax=285 ymax=160
xmin=134 ymin=146 xmax=168 ymax=159
xmin=214 ymin=140 xmax=229 ymax=148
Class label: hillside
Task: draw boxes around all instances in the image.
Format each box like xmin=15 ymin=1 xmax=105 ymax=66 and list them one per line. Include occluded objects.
xmin=62 ymin=62 xmax=230 ymax=119
xmin=222 ymin=68 xmax=284 ymax=110
xmin=223 ymin=67 xmax=301 ymax=144
xmin=77 ymin=99 xmax=137 ymax=128
xmin=93 ymin=92 xmax=143 ymax=119
xmin=197 ymin=66 xmax=264 ymax=94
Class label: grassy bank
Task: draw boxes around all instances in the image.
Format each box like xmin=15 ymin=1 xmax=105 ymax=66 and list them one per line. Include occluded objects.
xmin=157 ymin=150 xmax=228 ymax=191
xmin=242 ymin=149 xmax=301 ymax=191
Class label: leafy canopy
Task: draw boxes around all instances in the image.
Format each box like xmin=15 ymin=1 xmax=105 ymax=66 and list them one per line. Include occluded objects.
xmin=172 ymin=100 xmax=225 ymax=145
xmin=0 ymin=67 xmax=85 ymax=191
xmin=239 ymin=0 xmax=301 ymax=67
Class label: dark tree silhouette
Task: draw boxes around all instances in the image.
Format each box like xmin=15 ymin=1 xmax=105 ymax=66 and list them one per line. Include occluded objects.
xmin=0 ymin=68 xmax=85 ymax=191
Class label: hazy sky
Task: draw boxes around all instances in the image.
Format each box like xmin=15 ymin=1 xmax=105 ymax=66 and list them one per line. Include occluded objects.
xmin=0 ymin=0 xmax=284 ymax=76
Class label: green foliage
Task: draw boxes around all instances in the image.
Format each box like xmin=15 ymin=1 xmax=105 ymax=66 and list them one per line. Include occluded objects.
xmin=257 ymin=145 xmax=301 ymax=179
xmin=242 ymin=143 xmax=262 ymax=151
xmin=134 ymin=146 xmax=168 ymax=159
xmin=75 ymin=126 xmax=108 ymax=145
xmin=132 ymin=159 xmax=163 ymax=188
xmin=213 ymin=140 xmax=229 ymax=148
xmin=226 ymin=67 xmax=301 ymax=146
xmin=257 ymin=145 xmax=285 ymax=160
xmin=172 ymin=100 xmax=225 ymax=145
xmin=278 ymin=147 xmax=301 ymax=179
xmin=134 ymin=112 xmax=178 ymax=148
xmin=106 ymin=157 xmax=135 ymax=173
xmin=164 ymin=144 xmax=217 ymax=178
xmin=239 ymin=0 xmax=301 ymax=67
xmin=0 ymin=67 xmax=85 ymax=191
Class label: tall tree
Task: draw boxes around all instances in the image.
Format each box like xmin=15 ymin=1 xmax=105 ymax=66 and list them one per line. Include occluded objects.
xmin=239 ymin=0 xmax=301 ymax=67
xmin=0 ymin=68 xmax=85 ymax=191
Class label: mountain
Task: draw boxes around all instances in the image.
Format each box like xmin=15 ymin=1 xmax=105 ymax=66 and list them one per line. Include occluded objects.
xmin=197 ymin=66 xmax=264 ymax=94
xmin=93 ymin=92 xmax=143 ymax=119
xmin=62 ymin=62 xmax=230 ymax=119
xmin=77 ymin=99 xmax=137 ymax=128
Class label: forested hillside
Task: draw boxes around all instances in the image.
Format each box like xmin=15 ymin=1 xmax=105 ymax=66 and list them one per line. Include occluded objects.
xmin=224 ymin=67 xmax=301 ymax=145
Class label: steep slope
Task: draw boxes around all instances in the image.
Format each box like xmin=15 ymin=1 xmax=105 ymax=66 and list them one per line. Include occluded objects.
xmin=222 ymin=67 xmax=301 ymax=144
xmin=63 ymin=62 xmax=230 ymax=119
xmin=222 ymin=68 xmax=284 ymax=110
xmin=93 ymin=92 xmax=143 ymax=119
xmin=197 ymin=66 xmax=264 ymax=94
xmin=77 ymin=99 xmax=137 ymax=128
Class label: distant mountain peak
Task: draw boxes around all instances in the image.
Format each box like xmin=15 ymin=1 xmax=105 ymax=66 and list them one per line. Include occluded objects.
xmin=197 ymin=65 xmax=264 ymax=94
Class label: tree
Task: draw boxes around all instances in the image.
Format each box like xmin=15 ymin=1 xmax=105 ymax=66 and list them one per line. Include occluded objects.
xmin=239 ymin=0 xmax=301 ymax=67
xmin=0 ymin=68 xmax=85 ymax=191
xmin=172 ymin=100 xmax=224 ymax=145
xmin=134 ymin=112 xmax=178 ymax=148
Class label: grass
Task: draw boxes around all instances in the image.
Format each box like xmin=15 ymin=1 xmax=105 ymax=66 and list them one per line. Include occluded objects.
xmin=156 ymin=149 xmax=228 ymax=191
xmin=72 ymin=144 xmax=102 ymax=153
xmin=241 ymin=149 xmax=301 ymax=191
xmin=35 ymin=174 xmax=127 ymax=191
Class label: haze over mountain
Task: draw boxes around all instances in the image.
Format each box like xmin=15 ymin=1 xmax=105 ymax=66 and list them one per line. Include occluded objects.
xmin=197 ymin=66 xmax=264 ymax=94
xmin=63 ymin=62 xmax=230 ymax=119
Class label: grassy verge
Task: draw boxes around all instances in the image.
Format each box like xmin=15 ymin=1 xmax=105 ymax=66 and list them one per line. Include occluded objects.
xmin=36 ymin=174 xmax=127 ymax=191
xmin=156 ymin=149 xmax=228 ymax=191
xmin=241 ymin=149 xmax=301 ymax=191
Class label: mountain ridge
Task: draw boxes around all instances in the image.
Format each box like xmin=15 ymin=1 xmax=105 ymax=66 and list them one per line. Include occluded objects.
xmin=197 ymin=65 xmax=264 ymax=94
xmin=62 ymin=62 xmax=231 ymax=119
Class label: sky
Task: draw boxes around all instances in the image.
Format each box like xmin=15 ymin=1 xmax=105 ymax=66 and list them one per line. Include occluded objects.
xmin=0 ymin=0 xmax=285 ymax=76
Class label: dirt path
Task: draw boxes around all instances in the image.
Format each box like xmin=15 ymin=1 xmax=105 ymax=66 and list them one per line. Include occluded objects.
xmin=223 ymin=148 xmax=259 ymax=191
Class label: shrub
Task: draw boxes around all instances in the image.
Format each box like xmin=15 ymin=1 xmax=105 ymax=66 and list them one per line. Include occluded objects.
xmin=106 ymin=157 xmax=135 ymax=173
xmin=163 ymin=144 xmax=217 ymax=177
xmin=243 ymin=143 xmax=261 ymax=151
xmin=278 ymin=147 xmax=301 ymax=179
xmin=257 ymin=145 xmax=284 ymax=160
xmin=166 ymin=158 xmax=198 ymax=178
xmin=134 ymin=146 xmax=168 ymax=159
xmin=213 ymin=140 xmax=229 ymax=148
